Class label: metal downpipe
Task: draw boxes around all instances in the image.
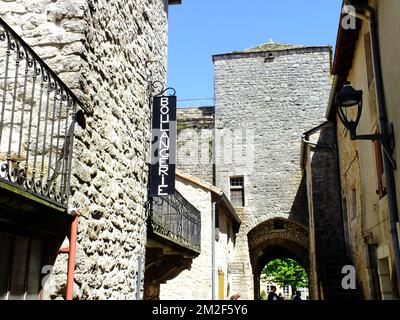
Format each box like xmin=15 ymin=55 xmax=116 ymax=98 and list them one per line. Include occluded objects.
xmin=66 ymin=212 xmax=79 ymax=300
xmin=212 ymin=196 xmax=223 ymax=300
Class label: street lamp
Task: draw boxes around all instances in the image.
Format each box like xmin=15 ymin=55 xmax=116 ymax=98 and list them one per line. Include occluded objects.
xmin=336 ymin=82 xmax=393 ymax=141
xmin=335 ymin=82 xmax=395 ymax=166
xmin=335 ymin=82 xmax=363 ymax=140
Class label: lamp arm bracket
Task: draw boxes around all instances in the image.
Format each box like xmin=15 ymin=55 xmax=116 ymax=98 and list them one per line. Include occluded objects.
xmin=351 ymin=133 xmax=392 ymax=142
xmin=351 ymin=123 xmax=396 ymax=169
xmin=352 ymin=123 xmax=394 ymax=146
xmin=148 ymin=80 xmax=176 ymax=97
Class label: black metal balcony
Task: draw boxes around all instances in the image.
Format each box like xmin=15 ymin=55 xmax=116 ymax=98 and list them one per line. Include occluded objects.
xmin=150 ymin=191 xmax=201 ymax=254
xmin=0 ymin=17 xmax=88 ymax=211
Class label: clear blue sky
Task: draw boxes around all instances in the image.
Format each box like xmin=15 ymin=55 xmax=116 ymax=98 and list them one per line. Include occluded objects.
xmin=167 ymin=0 xmax=343 ymax=100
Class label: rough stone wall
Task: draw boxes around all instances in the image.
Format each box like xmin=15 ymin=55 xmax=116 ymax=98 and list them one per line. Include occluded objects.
xmin=304 ymin=122 xmax=346 ymax=299
xmin=1 ymin=0 xmax=170 ymax=299
xmin=213 ymin=47 xmax=331 ymax=298
xmin=247 ymin=217 xmax=309 ymax=299
xmin=176 ymin=107 xmax=214 ymax=184
xmin=306 ymin=123 xmax=346 ymax=255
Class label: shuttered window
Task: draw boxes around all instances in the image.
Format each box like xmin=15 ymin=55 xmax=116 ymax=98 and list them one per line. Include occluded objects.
xmin=373 ymin=138 xmax=387 ymax=199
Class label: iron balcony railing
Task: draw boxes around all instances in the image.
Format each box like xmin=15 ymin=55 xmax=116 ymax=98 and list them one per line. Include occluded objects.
xmin=151 ymin=191 xmax=201 ymax=253
xmin=0 ymin=17 xmax=88 ymax=209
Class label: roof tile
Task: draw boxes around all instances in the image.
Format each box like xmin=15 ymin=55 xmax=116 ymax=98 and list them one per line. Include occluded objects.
xmin=238 ymin=39 xmax=305 ymax=53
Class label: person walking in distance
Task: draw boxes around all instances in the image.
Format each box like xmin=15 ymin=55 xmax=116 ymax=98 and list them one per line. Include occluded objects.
xmin=267 ymin=286 xmax=278 ymax=301
xmin=293 ymin=290 xmax=302 ymax=301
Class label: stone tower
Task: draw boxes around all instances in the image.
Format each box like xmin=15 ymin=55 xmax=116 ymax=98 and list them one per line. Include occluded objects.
xmin=213 ymin=41 xmax=332 ymax=299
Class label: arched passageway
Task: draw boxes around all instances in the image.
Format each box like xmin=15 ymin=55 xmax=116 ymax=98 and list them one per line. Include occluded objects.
xmin=247 ymin=218 xmax=309 ymax=299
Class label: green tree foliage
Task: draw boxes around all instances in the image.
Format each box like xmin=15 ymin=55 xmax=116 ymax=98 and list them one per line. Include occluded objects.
xmin=261 ymin=258 xmax=308 ymax=291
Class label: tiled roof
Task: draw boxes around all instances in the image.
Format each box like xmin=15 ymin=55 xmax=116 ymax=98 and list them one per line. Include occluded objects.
xmin=175 ymin=170 xmax=242 ymax=225
xmin=213 ymin=39 xmax=330 ymax=61
xmin=238 ymin=39 xmax=305 ymax=53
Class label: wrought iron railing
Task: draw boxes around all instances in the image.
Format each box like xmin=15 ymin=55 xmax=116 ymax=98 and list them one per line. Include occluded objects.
xmin=151 ymin=191 xmax=201 ymax=253
xmin=0 ymin=17 xmax=88 ymax=209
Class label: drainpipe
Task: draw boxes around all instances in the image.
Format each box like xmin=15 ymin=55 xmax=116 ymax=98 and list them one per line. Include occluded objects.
xmin=346 ymin=0 xmax=400 ymax=295
xmin=136 ymin=252 xmax=143 ymax=300
xmin=66 ymin=210 xmax=79 ymax=300
xmin=212 ymin=196 xmax=223 ymax=300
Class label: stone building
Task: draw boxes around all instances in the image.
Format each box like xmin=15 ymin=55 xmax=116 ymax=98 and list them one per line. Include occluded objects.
xmin=176 ymin=106 xmax=214 ymax=184
xmin=324 ymin=0 xmax=400 ymax=299
xmin=156 ymin=104 xmax=241 ymax=300
xmin=159 ymin=170 xmax=241 ymax=300
xmin=168 ymin=41 xmax=334 ymax=300
xmin=0 ymin=0 xmax=183 ymax=300
xmin=144 ymin=170 xmax=202 ymax=300
xmin=211 ymin=41 xmax=332 ymax=299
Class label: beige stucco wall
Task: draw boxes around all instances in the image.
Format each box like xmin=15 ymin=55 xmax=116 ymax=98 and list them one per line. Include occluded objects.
xmin=215 ymin=207 xmax=236 ymax=299
xmin=337 ymin=27 xmax=376 ymax=298
xmin=336 ymin=0 xmax=400 ymax=299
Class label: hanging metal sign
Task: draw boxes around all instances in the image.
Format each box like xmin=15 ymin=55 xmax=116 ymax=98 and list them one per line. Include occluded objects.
xmin=149 ymin=95 xmax=176 ymax=196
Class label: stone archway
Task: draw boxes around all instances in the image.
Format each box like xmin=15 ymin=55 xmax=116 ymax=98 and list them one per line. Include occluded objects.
xmin=247 ymin=218 xmax=309 ymax=299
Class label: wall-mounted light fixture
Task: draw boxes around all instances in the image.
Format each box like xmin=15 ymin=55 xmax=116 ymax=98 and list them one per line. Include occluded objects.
xmin=335 ymin=82 xmax=395 ymax=167
xmin=335 ymin=82 xmax=392 ymax=141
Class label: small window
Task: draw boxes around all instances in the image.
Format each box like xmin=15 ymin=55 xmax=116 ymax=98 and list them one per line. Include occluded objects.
xmin=264 ymin=52 xmax=275 ymax=62
xmin=230 ymin=177 xmax=244 ymax=207
xmin=283 ymin=285 xmax=290 ymax=296
xmin=373 ymin=137 xmax=387 ymax=199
